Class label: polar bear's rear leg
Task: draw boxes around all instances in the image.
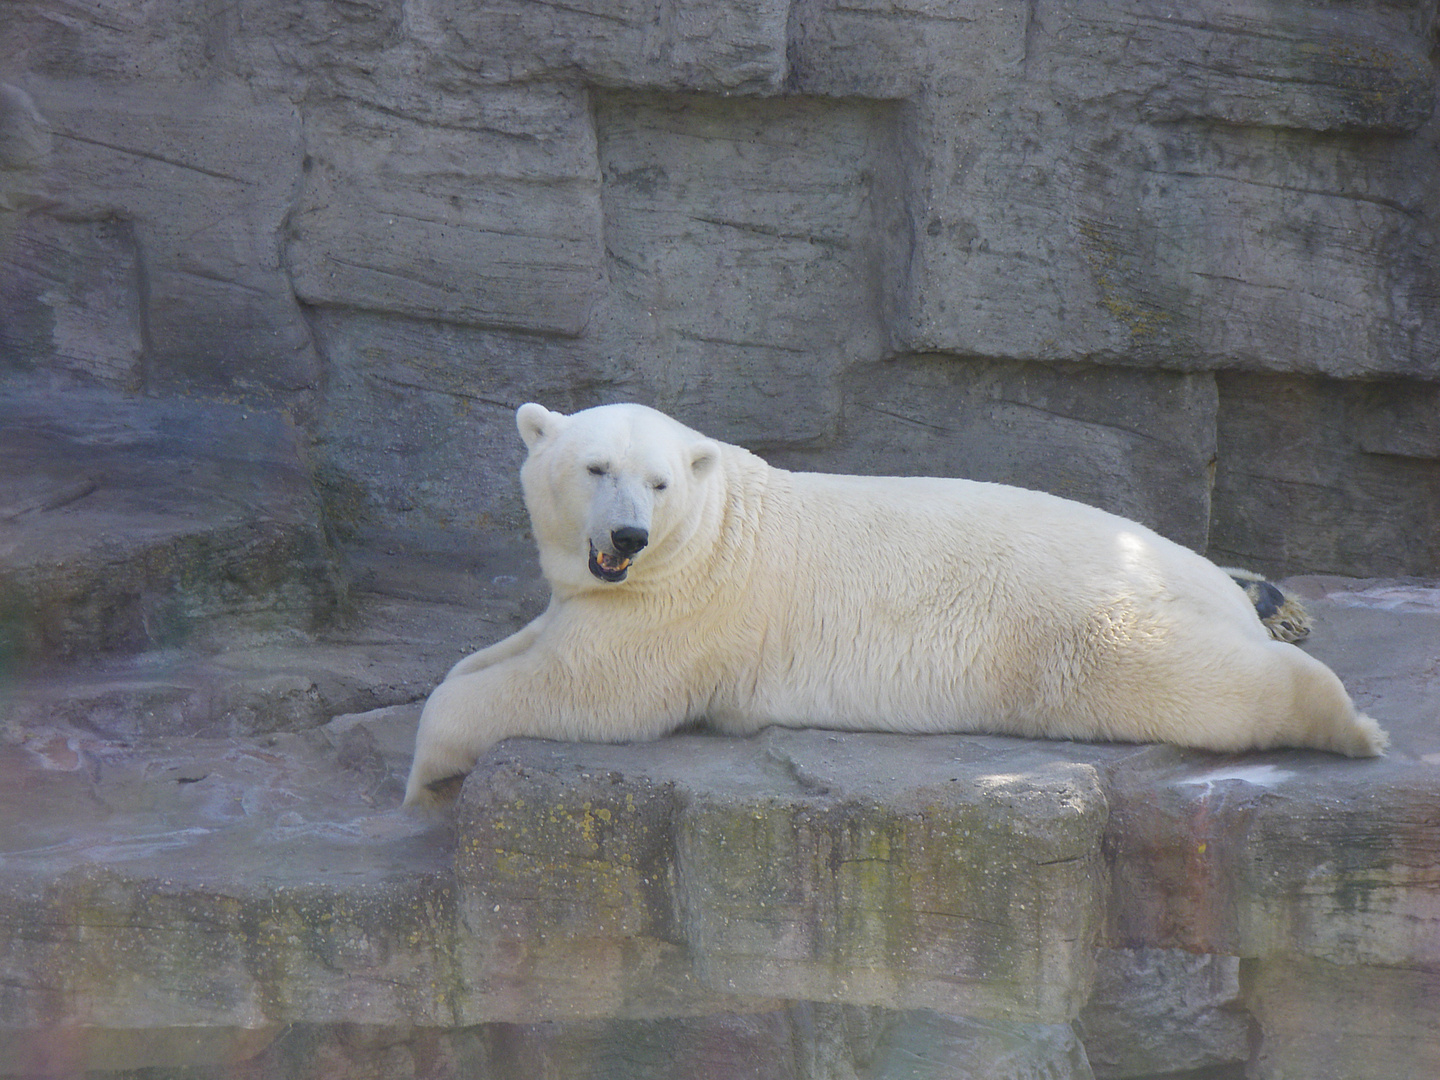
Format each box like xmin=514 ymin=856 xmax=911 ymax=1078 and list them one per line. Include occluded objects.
xmin=1261 ymin=642 xmax=1388 ymax=757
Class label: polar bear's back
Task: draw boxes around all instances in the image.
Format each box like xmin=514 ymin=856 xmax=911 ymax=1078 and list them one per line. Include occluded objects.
xmin=767 ymin=468 xmax=1260 ymax=632
xmin=712 ymin=465 xmax=1273 ymax=739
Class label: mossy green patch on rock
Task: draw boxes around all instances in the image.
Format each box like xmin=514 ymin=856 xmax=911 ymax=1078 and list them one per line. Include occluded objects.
xmin=455 ymin=732 xmax=1109 ymax=1023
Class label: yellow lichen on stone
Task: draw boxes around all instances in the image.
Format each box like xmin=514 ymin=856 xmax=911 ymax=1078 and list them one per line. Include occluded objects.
xmin=1076 ymin=218 xmax=1174 ymax=342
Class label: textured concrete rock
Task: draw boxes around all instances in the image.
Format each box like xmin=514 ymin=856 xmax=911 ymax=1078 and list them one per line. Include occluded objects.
xmin=675 ymin=742 xmax=1105 ymax=1018
xmin=787 ymin=0 xmax=1029 ymax=99
xmin=409 ymin=0 xmax=789 ymax=93
xmin=821 ymin=1 xmax=1440 ymax=380
xmin=63 ymin=1008 xmax=1092 ymax=1080
xmin=770 ymin=357 xmax=1218 ymax=550
xmin=490 ymin=1005 xmax=1093 ymax=1080
xmin=288 ymin=85 xmax=604 ymax=337
xmin=1247 ymin=957 xmax=1440 ymax=1080
xmin=0 ymin=83 xmax=51 ymax=213
xmin=1105 ymin=751 xmax=1440 ymax=963
xmin=0 ymin=215 xmax=143 ymax=391
xmin=4 ymin=543 xmax=545 ymax=738
xmin=1209 ymin=374 xmax=1440 ymax=578
xmin=304 ymin=310 xmax=591 ymax=547
xmin=592 ymin=91 xmax=907 ymax=447
xmin=12 ymin=78 xmax=318 ymax=401
xmin=1056 ymin=2 xmax=1437 ymax=136
xmin=6 ymin=0 xmax=1440 ymax=569
xmin=0 ymin=709 xmax=456 ymax=1073
xmin=5 ymin=0 xmax=228 ymax=83
xmin=457 ymin=731 xmax=1109 ymax=1023
xmin=0 ymin=386 xmax=344 ymax=662
xmin=10 ymin=632 xmax=439 ymax=740
xmin=1077 ymin=948 xmax=1248 ymax=1079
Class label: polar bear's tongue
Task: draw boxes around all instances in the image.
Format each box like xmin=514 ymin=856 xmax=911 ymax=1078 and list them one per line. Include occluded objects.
xmin=588 ymin=541 xmax=631 ymax=582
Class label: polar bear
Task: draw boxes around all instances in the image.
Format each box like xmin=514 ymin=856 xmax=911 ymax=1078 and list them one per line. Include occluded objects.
xmin=404 ymin=402 xmax=1387 ymax=805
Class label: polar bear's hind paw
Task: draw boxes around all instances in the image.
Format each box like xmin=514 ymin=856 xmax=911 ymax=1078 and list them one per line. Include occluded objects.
xmin=1224 ymin=568 xmax=1312 ymax=643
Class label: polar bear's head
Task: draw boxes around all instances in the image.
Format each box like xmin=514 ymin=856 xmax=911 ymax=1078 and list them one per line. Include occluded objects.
xmin=516 ymin=403 xmax=722 ymax=594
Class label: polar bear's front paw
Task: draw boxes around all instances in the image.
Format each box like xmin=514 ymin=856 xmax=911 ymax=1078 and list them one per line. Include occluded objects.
xmin=403 ymin=733 xmax=475 ymax=807
xmin=403 ymin=770 xmax=466 ymax=808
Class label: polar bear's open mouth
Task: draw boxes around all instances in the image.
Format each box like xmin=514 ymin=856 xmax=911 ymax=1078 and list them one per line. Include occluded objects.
xmin=588 ymin=541 xmax=631 ymax=582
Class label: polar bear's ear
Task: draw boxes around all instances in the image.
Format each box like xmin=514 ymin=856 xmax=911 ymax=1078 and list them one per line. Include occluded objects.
xmin=689 ymin=440 xmax=720 ymax=477
xmin=517 ymin=403 xmax=565 ymax=448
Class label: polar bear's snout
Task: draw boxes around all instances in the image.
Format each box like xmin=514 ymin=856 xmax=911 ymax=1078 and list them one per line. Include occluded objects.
xmin=583 ymin=462 xmax=658 ymax=583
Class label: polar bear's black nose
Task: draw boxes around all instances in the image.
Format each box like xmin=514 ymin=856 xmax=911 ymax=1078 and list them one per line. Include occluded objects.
xmin=611 ymin=526 xmax=649 ymax=556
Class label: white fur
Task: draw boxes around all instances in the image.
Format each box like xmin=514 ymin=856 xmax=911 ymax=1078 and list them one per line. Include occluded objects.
xmin=405 ymin=403 xmax=1388 ymax=805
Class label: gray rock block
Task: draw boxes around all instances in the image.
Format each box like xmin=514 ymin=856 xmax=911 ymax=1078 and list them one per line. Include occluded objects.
xmin=304 ymin=310 xmax=595 ymax=546
xmin=796 ymin=0 xmax=1031 ymax=94
xmin=15 ymin=78 xmax=318 ymax=400
xmin=5 ymin=0 xmax=226 ymax=83
xmin=0 ymin=215 xmax=144 ymax=390
xmin=12 ymin=0 xmax=1438 ymax=567
xmin=0 ymin=387 xmax=344 ymax=661
xmin=591 ymin=91 xmax=906 ymax=447
xmin=1247 ymin=957 xmax=1440 ymax=1080
xmin=1209 ymin=374 xmax=1440 ymax=577
xmin=0 ymin=715 xmax=456 ymax=1072
xmin=769 ymin=357 xmax=1218 ymax=551
xmin=0 ymin=83 xmax=50 ymax=188
xmin=1078 ymin=948 xmax=1248 ymax=1079
xmin=1106 ymin=748 xmax=1440 ymax=969
xmin=871 ymin=3 xmax=1440 ymax=381
xmin=899 ymin=97 xmax=1440 ymax=379
xmin=793 ymin=0 xmax=1434 ymax=137
xmin=412 ymin=0 xmax=789 ymax=93
xmin=7 ymin=641 xmax=436 ymax=740
xmin=117 ymin=1007 xmax=1092 ymax=1079
xmin=1030 ymin=2 xmax=1436 ymax=136
xmin=492 ymin=1005 xmax=1093 ymax=1080
xmin=457 ymin=730 xmax=1108 ymax=1023
xmin=287 ymin=85 xmax=605 ymax=337
xmin=5 ymin=543 xmax=546 ymax=738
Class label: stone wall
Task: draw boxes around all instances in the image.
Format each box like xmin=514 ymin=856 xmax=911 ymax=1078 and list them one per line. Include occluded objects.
xmin=3 ymin=0 xmax=1438 ymax=573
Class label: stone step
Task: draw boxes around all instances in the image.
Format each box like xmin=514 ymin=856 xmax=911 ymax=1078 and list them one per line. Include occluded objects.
xmin=3 ymin=540 xmax=547 ymax=743
xmin=4 ymin=582 xmax=535 ymax=740
xmin=0 ymin=385 xmax=345 ymax=662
